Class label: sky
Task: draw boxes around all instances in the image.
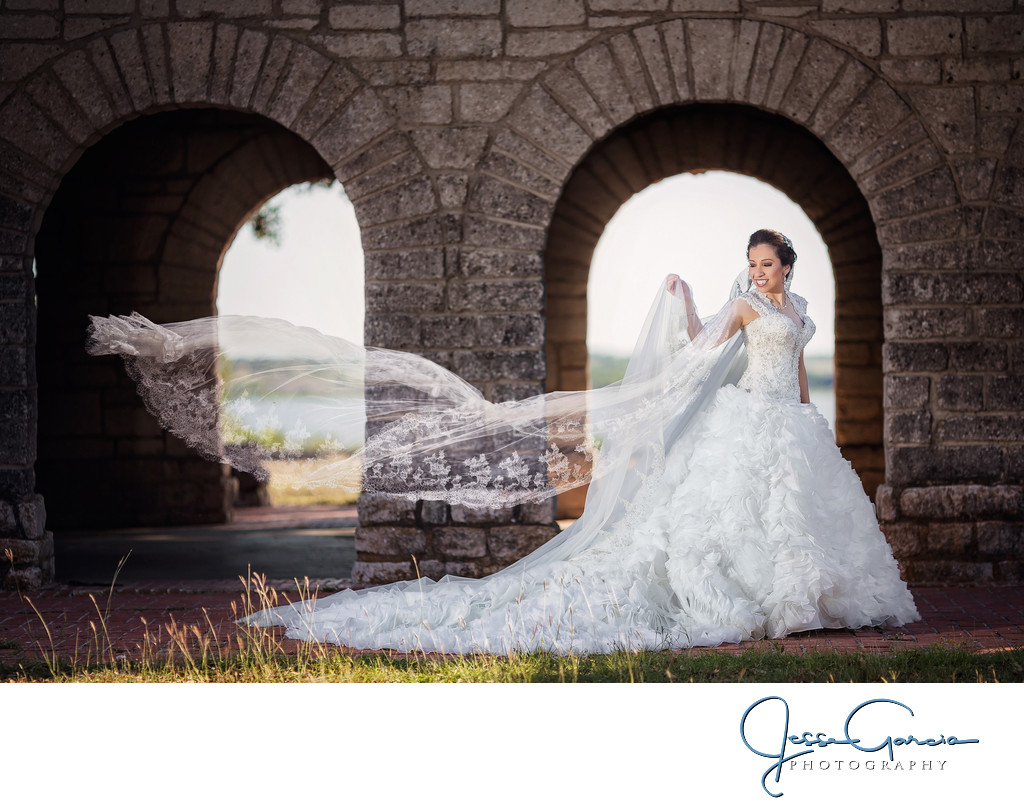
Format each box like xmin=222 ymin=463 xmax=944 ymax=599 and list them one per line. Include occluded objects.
xmin=217 ymin=171 xmax=835 ymax=358
xmin=588 ymin=171 xmax=835 ymax=358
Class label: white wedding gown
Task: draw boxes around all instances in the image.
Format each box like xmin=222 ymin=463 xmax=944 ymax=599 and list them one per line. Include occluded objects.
xmin=86 ymin=282 xmax=919 ymax=655
xmin=241 ymin=289 xmax=920 ymax=654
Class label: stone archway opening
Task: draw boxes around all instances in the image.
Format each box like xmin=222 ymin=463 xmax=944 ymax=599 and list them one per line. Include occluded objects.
xmin=587 ymin=169 xmax=836 ymax=414
xmin=34 ymin=108 xmax=333 ymax=529
xmin=216 ymin=179 xmax=365 ymax=509
xmin=545 ymin=103 xmax=883 ymax=518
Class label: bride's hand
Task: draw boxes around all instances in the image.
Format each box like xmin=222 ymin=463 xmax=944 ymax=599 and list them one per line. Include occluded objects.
xmin=666 ymin=274 xmax=691 ymax=300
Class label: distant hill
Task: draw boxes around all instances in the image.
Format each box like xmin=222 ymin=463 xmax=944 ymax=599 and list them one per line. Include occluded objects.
xmin=589 ymin=353 xmax=630 ymax=388
xmin=589 ymin=352 xmax=834 ymax=390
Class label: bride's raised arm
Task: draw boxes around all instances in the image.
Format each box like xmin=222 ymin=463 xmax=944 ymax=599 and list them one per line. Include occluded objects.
xmin=666 ymin=273 xmax=757 ymax=346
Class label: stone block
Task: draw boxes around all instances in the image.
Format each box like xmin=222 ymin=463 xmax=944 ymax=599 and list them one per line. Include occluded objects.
xmin=887 ymin=446 xmax=1003 ymax=486
xmin=365 ymin=281 xmax=444 ymax=314
xmin=457 ymin=249 xmax=542 ymax=278
xmin=809 ymin=18 xmax=881 ymax=58
xmin=354 ymin=526 xmax=427 ymax=556
xmin=409 ymin=127 xmax=488 ymax=169
xmin=880 ymin=58 xmax=941 ymax=85
xmin=507 ymin=0 xmax=584 ymax=27
xmin=17 ymin=493 xmax=46 ymax=540
xmin=448 ymin=279 xmax=544 ymax=313
xmin=176 ymin=0 xmax=271 ymax=15
xmin=475 ymin=313 xmax=544 ymax=348
xmin=978 ymin=307 xmax=1024 ymax=338
xmin=900 ymin=484 xmax=1023 ymax=520
xmin=574 ymin=44 xmax=635 ymax=126
xmin=312 ymin=89 xmax=392 ymax=167
xmin=453 ymin=349 xmax=545 ymax=382
xmin=380 ymin=85 xmax=453 ymax=125
xmin=967 ymin=16 xmax=1024 ymax=54
xmin=419 ymin=500 xmax=448 ymax=526
xmin=167 ymin=22 xmax=214 ymax=104
xmin=687 ymin=19 xmax=740 ymax=101
xmin=590 ymin=0 xmax=667 ymax=9
xmin=363 ymin=216 xmax=444 ymax=253
xmin=880 ymin=522 xmax=922 ymax=558
xmin=505 ymin=30 xmax=597 ymax=58
xmin=407 ymin=19 xmax=502 ymax=58
xmin=458 ymin=82 xmax=520 ymax=123
xmin=406 ymin=0 xmax=499 ymax=15
xmin=488 ymin=525 xmax=555 ymax=561
xmin=415 ymin=559 xmax=446 ymax=581
xmin=886 ymin=17 xmax=962 ymax=57
xmin=884 ymin=375 xmax=929 ymax=410
xmin=485 ymin=383 xmax=543 ymax=403
xmin=907 ymin=86 xmax=976 ymax=153
xmin=351 ymin=560 xmax=414 ymax=584
xmin=925 ymin=522 xmax=974 ymax=555
xmin=356 ymin=177 xmax=438 ymax=227
xmin=468 ymin=176 xmax=552 ymax=226
xmin=443 ymin=560 xmax=484 ymax=578
xmin=362 ymin=310 xmax=422 ymax=346
xmin=437 ymin=173 xmax=470 ymax=208
xmin=357 ymin=492 xmax=416 ymax=525
xmin=0 ymin=13 xmax=58 ymax=39
xmin=884 ymin=307 xmax=971 ymax=341
xmin=328 ymin=4 xmax=400 ymax=29
xmin=433 ymin=527 xmax=488 ymax=558
xmin=936 ymin=375 xmax=983 ymax=411
xmin=882 ymin=342 xmax=948 ymax=373
xmin=977 ymin=521 xmax=1023 ymax=557
xmin=885 ymin=412 xmax=931 ymax=445
xmin=905 ymin=0 xmax=1009 ymax=9
xmin=518 ymin=497 xmax=557 ymax=524
xmin=450 ymin=504 xmax=515 ymax=525
xmin=985 ymin=374 xmax=1024 ymax=411
xmin=0 ymin=500 xmax=15 ymax=534
xmin=905 ymin=560 xmax=993 ymax=585
xmin=670 ymin=0 xmax=738 ymax=10
xmin=0 ymin=422 xmax=31 ymax=466
xmin=2 ymin=565 xmax=47 ymax=590
xmin=875 ymin=484 xmax=897 ymax=521
xmin=947 ymin=342 xmax=1006 ymax=373
xmin=936 ymin=414 xmax=1024 ymax=443
xmin=364 ymin=249 xmax=445 ymax=281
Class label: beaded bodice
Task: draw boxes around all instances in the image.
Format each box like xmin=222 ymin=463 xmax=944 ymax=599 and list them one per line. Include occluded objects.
xmin=737 ymin=290 xmax=815 ymax=402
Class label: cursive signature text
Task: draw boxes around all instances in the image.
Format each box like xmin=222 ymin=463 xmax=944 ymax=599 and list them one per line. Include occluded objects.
xmin=739 ymin=697 xmax=979 ymax=798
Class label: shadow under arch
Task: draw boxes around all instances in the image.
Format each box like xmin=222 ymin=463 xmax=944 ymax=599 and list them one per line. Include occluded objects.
xmin=34 ymin=108 xmax=333 ymax=528
xmin=545 ymin=103 xmax=883 ymax=517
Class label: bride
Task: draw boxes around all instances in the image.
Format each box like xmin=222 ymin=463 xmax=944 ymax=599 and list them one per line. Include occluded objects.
xmin=86 ymin=229 xmax=919 ymax=654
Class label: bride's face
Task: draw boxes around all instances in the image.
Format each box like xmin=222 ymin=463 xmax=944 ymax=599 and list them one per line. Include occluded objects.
xmin=748 ymin=244 xmax=790 ymax=294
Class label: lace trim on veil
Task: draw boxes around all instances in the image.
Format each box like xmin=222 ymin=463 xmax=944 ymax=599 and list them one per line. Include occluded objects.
xmin=86 ymin=277 xmax=749 ymax=524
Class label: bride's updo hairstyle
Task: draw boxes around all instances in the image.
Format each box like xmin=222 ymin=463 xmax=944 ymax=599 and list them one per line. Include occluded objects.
xmin=747 ymin=228 xmax=797 ymax=285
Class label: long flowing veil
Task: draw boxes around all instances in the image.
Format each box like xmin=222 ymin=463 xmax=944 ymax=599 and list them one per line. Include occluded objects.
xmin=86 ymin=276 xmax=749 ymax=576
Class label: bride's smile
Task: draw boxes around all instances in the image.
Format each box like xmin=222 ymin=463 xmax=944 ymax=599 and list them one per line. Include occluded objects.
xmin=748 ymin=243 xmax=790 ymax=297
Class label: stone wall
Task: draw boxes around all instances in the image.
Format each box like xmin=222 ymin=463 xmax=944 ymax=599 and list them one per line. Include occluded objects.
xmin=0 ymin=1 xmax=1022 ymax=588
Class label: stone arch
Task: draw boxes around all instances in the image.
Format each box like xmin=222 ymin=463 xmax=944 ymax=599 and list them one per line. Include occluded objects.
xmin=467 ymin=21 xmax=962 ymax=518
xmin=34 ymin=108 xmax=335 ymax=527
xmin=545 ymin=103 xmax=882 ymax=515
xmin=8 ymin=23 xmax=440 ymax=529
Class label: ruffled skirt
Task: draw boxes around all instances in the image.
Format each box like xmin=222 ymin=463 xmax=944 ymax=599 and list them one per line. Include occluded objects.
xmin=248 ymin=385 xmax=920 ymax=654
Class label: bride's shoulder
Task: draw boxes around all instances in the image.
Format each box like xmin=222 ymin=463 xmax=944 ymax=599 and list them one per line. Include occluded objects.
xmin=789 ymin=291 xmax=809 ymax=312
xmin=738 ymin=290 xmax=766 ymax=315
xmin=732 ymin=292 xmax=761 ymax=323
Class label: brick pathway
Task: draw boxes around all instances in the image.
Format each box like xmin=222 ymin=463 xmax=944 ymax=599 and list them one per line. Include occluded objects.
xmin=2 ymin=579 xmax=1022 ymax=668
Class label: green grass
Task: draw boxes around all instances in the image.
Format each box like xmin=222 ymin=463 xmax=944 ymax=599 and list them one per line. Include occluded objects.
xmin=4 ymin=553 xmax=1021 ymax=684
xmin=4 ymin=644 xmax=1022 ymax=684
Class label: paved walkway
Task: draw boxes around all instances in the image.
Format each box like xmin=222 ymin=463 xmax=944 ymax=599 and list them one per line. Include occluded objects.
xmin=2 ymin=506 xmax=1023 ymax=666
